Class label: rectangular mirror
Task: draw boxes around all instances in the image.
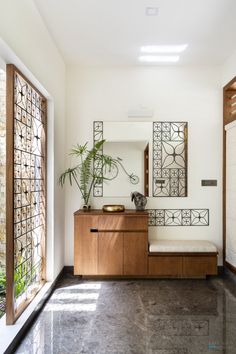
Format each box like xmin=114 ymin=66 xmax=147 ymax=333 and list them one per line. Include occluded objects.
xmin=93 ymin=121 xmax=187 ymax=198
xmin=103 ymin=141 xmax=149 ymax=197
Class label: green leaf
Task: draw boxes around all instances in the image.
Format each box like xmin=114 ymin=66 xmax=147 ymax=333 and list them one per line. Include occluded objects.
xmin=59 ymin=139 xmax=121 ymax=204
xmin=70 ymin=142 xmax=88 ymax=156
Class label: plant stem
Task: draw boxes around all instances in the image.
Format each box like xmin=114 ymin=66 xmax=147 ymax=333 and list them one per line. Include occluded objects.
xmin=86 ymin=176 xmax=96 ymax=205
xmin=80 ymin=153 xmax=87 ymax=201
xmin=72 ymin=174 xmax=86 ymax=203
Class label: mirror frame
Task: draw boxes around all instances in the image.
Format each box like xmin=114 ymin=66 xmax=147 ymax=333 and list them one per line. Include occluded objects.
xmin=93 ymin=121 xmax=188 ymax=198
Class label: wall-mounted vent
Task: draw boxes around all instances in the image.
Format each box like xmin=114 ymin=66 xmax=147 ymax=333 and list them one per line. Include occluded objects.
xmin=145 ymin=7 xmax=159 ymax=16
xmin=128 ymin=106 xmax=154 ymax=118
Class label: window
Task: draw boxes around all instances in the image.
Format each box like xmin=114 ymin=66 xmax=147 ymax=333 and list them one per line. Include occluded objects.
xmin=0 ymin=68 xmax=6 ymax=318
xmin=6 ymin=65 xmax=47 ymax=324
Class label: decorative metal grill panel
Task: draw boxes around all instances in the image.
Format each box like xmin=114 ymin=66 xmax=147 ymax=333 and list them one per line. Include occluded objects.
xmin=13 ymin=70 xmax=46 ymax=304
xmin=0 ymin=69 xmax=6 ymax=318
xmin=93 ymin=121 xmax=103 ymax=197
xmin=153 ymin=122 xmax=187 ymax=197
xmin=148 ymin=209 xmax=209 ymax=226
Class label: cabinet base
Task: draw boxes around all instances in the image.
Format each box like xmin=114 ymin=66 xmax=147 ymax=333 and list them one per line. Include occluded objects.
xmin=74 ymin=252 xmax=218 ymax=279
xmin=148 ymin=253 xmax=218 ymax=278
xmin=76 ymin=274 xmax=207 ymax=279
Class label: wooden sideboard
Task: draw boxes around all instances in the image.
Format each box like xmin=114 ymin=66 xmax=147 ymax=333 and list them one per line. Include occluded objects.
xmin=74 ymin=209 xmax=148 ymax=276
xmin=74 ymin=209 xmax=218 ymax=278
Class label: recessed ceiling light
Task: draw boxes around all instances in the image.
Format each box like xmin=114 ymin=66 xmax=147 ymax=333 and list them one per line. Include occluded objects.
xmin=145 ymin=7 xmax=159 ymax=16
xmin=140 ymin=44 xmax=188 ymax=53
xmin=139 ymin=55 xmax=180 ymax=63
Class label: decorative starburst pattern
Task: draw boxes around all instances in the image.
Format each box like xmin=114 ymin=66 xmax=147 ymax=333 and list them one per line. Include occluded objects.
xmin=148 ymin=209 xmax=209 ymax=226
xmin=153 ymin=122 xmax=187 ymax=197
xmin=13 ymin=71 xmax=46 ymax=300
xmin=93 ymin=121 xmax=103 ymax=197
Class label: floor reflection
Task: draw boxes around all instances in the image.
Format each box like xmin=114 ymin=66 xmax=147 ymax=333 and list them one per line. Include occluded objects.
xmin=15 ymin=272 xmax=236 ymax=354
xmin=44 ymin=282 xmax=101 ymax=313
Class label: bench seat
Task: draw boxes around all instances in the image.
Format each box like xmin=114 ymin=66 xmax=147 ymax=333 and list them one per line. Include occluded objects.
xmin=149 ymin=240 xmax=218 ymax=254
xmin=148 ymin=240 xmax=218 ymax=278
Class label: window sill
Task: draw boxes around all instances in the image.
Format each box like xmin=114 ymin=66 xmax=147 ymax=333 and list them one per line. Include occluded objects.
xmin=0 ymin=281 xmax=54 ymax=354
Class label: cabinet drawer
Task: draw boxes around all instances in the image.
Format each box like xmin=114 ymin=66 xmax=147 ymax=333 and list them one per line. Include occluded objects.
xmin=148 ymin=256 xmax=182 ymax=276
xmin=98 ymin=215 xmax=148 ymax=231
xmin=98 ymin=215 xmax=125 ymax=230
xmin=125 ymin=217 xmax=148 ymax=231
xmin=183 ymin=256 xmax=217 ymax=276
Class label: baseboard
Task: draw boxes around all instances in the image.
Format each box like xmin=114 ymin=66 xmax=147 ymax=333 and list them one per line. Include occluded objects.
xmin=63 ymin=266 xmax=74 ymax=275
xmin=217 ymin=266 xmax=224 ymax=275
xmin=223 ymin=263 xmax=236 ymax=284
xmin=64 ymin=266 xmax=225 ymax=277
xmin=225 ymin=261 xmax=236 ymax=275
xmin=4 ymin=267 xmax=64 ymax=354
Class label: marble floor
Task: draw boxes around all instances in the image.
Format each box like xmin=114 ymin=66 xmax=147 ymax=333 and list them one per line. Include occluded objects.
xmin=14 ymin=272 xmax=236 ymax=354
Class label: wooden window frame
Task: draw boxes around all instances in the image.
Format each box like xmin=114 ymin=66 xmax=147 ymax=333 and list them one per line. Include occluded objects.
xmin=6 ymin=64 xmax=47 ymax=324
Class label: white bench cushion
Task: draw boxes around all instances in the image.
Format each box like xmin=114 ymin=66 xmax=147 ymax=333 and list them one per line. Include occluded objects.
xmin=149 ymin=240 xmax=218 ymax=253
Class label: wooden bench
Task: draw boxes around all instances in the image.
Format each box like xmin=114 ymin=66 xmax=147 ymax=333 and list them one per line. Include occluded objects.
xmin=148 ymin=240 xmax=218 ymax=278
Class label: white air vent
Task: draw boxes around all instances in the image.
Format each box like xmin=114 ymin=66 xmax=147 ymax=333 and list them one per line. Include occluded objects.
xmin=128 ymin=106 xmax=154 ymax=118
xmin=146 ymin=7 xmax=159 ymax=16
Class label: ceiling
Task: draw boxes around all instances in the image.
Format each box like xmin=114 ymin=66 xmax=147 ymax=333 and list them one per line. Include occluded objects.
xmin=34 ymin=0 xmax=236 ymax=66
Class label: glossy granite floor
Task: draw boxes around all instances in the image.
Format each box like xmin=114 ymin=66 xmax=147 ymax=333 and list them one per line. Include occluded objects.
xmin=14 ymin=271 xmax=236 ymax=354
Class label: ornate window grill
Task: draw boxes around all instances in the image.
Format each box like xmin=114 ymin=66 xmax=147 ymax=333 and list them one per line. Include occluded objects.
xmin=6 ymin=65 xmax=47 ymax=324
xmin=0 ymin=69 xmax=6 ymax=318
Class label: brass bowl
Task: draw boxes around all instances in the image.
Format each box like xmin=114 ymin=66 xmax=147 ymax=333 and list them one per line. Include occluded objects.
xmin=102 ymin=205 xmax=125 ymax=212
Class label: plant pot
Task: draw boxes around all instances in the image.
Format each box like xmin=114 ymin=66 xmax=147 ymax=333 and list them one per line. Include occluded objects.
xmin=82 ymin=204 xmax=91 ymax=211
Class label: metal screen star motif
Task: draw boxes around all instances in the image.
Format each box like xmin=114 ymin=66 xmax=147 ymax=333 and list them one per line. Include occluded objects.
xmin=93 ymin=121 xmax=103 ymax=197
xmin=148 ymin=209 xmax=209 ymax=226
xmin=13 ymin=71 xmax=46 ymax=300
xmin=153 ymin=122 xmax=187 ymax=197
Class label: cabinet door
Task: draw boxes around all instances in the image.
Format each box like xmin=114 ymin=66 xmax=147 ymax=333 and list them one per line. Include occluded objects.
xmin=148 ymin=256 xmax=182 ymax=276
xmin=183 ymin=256 xmax=217 ymax=276
xmin=74 ymin=215 xmax=98 ymax=275
xmin=98 ymin=232 xmax=123 ymax=275
xmin=124 ymin=232 xmax=148 ymax=275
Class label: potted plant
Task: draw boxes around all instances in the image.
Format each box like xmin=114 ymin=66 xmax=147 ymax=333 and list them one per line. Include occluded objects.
xmin=59 ymin=140 xmax=119 ymax=209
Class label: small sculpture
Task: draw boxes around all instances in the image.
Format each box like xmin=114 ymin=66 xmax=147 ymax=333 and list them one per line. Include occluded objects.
xmin=131 ymin=191 xmax=147 ymax=211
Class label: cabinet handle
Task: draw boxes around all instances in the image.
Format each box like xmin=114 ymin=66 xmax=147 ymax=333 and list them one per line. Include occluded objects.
xmin=90 ymin=228 xmax=98 ymax=233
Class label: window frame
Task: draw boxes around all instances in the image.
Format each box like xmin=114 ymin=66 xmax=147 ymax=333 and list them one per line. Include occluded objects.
xmin=6 ymin=64 xmax=47 ymax=325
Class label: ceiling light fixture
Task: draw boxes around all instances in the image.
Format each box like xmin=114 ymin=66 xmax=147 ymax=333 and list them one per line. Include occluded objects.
xmin=139 ymin=55 xmax=180 ymax=63
xmin=140 ymin=44 xmax=188 ymax=53
xmin=145 ymin=7 xmax=159 ymax=16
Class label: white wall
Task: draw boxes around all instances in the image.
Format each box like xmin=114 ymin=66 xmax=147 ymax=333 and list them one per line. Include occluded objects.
xmin=0 ymin=0 xmax=66 ymax=280
xmin=222 ymin=49 xmax=236 ymax=86
xmin=65 ymin=65 xmax=222 ymax=265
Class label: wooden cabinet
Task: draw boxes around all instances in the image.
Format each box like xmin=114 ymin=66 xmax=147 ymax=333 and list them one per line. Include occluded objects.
xmin=74 ymin=210 xmax=148 ymax=276
xmin=74 ymin=215 xmax=98 ymax=275
xmin=74 ymin=210 xmax=217 ymax=278
xmin=124 ymin=232 xmax=148 ymax=275
xmin=98 ymin=232 xmax=123 ymax=275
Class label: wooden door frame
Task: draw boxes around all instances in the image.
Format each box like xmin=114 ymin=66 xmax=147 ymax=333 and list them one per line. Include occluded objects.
xmin=223 ymin=76 xmax=236 ymax=273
